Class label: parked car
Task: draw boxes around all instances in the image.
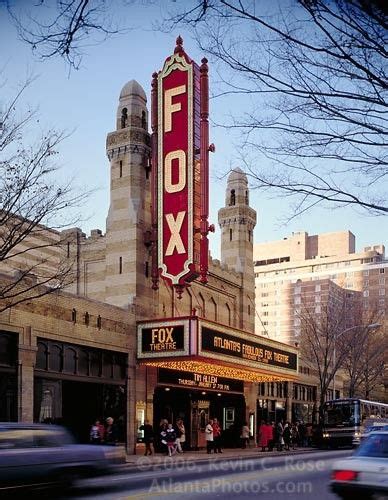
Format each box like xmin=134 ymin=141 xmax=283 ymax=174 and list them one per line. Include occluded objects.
xmin=330 ymin=431 xmax=388 ymax=499
xmin=0 ymin=422 xmax=125 ymax=493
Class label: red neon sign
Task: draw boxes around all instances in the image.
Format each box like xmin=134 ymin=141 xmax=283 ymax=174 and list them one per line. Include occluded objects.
xmin=151 ymin=37 xmax=211 ymax=295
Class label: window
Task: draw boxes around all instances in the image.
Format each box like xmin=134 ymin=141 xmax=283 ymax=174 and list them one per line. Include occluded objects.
xmin=379 ymin=289 xmax=385 ymax=296
xmin=315 ymin=295 xmax=321 ymax=303
xmin=380 ymin=268 xmax=385 ymax=274
xmin=119 ymin=160 xmax=123 ymax=177
xmin=364 ymin=280 xmax=369 ymax=287
xmin=119 ymin=256 xmax=123 ymax=274
xmin=295 ymin=296 xmax=301 ymax=304
xmin=294 ymin=286 xmax=301 ymax=294
xmin=363 ymin=290 xmax=369 ymax=297
xmin=315 ymin=305 xmax=321 ymax=313
xmin=363 ymin=270 xmax=369 ymax=276
xmin=229 ymin=229 xmax=233 ymax=241
xmin=315 ymin=284 xmax=321 ymax=292
xmin=379 ymin=277 xmax=385 ymax=285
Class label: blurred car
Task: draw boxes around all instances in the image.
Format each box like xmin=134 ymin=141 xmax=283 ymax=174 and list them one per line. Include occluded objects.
xmin=359 ymin=424 xmax=388 ymax=444
xmin=0 ymin=422 xmax=125 ymax=493
xmin=331 ymin=431 xmax=388 ymax=499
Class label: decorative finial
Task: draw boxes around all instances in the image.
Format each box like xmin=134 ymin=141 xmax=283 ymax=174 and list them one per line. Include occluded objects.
xmin=174 ymin=35 xmax=184 ymax=54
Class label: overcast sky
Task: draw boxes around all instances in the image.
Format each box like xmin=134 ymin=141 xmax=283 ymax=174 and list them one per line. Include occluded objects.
xmin=1 ymin=1 xmax=386 ymax=259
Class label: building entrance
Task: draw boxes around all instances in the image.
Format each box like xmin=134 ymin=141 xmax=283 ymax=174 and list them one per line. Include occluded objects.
xmin=153 ymin=386 xmax=245 ymax=450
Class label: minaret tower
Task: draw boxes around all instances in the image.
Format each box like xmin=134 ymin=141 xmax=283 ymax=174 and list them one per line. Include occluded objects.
xmin=218 ymin=168 xmax=257 ymax=331
xmin=105 ymin=80 xmax=152 ymax=314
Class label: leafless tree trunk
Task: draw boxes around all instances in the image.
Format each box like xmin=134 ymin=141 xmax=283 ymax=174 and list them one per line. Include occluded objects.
xmin=0 ymin=76 xmax=89 ymax=312
xmin=341 ymin=302 xmax=385 ymax=399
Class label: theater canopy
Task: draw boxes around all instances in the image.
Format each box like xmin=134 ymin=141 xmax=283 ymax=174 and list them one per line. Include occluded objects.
xmin=137 ymin=317 xmax=298 ymax=383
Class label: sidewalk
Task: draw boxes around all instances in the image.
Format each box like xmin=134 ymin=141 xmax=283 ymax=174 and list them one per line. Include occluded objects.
xmin=123 ymin=445 xmax=318 ymax=469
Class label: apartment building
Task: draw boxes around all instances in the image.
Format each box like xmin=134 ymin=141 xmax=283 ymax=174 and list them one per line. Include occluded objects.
xmin=254 ymin=230 xmax=387 ymax=345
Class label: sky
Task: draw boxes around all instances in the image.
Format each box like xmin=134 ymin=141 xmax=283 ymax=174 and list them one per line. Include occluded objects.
xmin=1 ymin=1 xmax=387 ymax=260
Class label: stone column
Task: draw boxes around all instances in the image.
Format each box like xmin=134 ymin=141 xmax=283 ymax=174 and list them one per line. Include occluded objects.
xmin=127 ymin=363 xmax=136 ymax=454
xmin=244 ymin=382 xmax=257 ymax=440
xmin=18 ymin=327 xmax=37 ymax=422
xmin=286 ymin=382 xmax=293 ymax=422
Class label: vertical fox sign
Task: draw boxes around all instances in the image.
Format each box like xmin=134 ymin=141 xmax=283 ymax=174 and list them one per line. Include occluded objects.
xmin=151 ymin=37 xmax=212 ymax=297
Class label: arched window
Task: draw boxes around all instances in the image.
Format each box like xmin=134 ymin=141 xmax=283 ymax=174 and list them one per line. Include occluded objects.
xmin=141 ymin=111 xmax=146 ymax=129
xmin=198 ymin=293 xmax=205 ymax=317
xmin=63 ymin=348 xmax=77 ymax=374
xmin=49 ymin=344 xmax=62 ymax=372
xmin=225 ymin=303 xmax=231 ymax=326
xmin=36 ymin=341 xmax=48 ymax=370
xmin=229 ymin=229 xmax=233 ymax=241
xmin=90 ymin=351 xmax=101 ymax=377
xmin=245 ymin=190 xmax=249 ymax=205
xmin=78 ymin=349 xmax=89 ymax=375
xmin=230 ymin=189 xmax=236 ymax=206
xmin=210 ymin=297 xmax=217 ymax=321
xmin=121 ymin=107 xmax=128 ymax=129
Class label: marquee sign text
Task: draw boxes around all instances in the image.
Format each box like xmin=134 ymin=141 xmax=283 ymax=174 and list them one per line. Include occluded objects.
xmin=201 ymin=327 xmax=297 ymax=371
xmin=158 ymin=368 xmax=244 ymax=393
xmin=141 ymin=325 xmax=185 ymax=354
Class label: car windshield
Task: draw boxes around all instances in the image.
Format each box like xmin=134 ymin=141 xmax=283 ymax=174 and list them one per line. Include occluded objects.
xmin=324 ymin=403 xmax=359 ymax=427
xmin=354 ymin=433 xmax=388 ymax=458
xmin=0 ymin=427 xmax=76 ymax=449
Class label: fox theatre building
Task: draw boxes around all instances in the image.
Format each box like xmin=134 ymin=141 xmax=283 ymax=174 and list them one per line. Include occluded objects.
xmin=131 ymin=37 xmax=299 ymax=449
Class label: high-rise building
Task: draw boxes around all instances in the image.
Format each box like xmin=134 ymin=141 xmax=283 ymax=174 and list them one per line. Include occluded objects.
xmin=253 ymin=230 xmax=387 ymax=345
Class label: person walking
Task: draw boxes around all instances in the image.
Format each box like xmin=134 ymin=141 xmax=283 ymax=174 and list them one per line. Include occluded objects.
xmin=175 ymin=418 xmax=185 ymax=453
xmin=165 ymin=423 xmax=177 ymax=457
xmin=283 ymin=422 xmax=291 ymax=451
xmin=139 ymin=420 xmax=154 ymax=456
xmin=105 ymin=417 xmax=119 ymax=445
xmin=240 ymin=422 xmax=250 ymax=449
xmin=268 ymin=421 xmax=275 ymax=451
xmin=159 ymin=420 xmax=169 ymax=455
xmin=90 ymin=419 xmax=104 ymax=444
xmin=276 ymin=420 xmax=284 ymax=451
xmin=205 ymin=419 xmax=214 ymax=454
xmin=212 ymin=418 xmax=222 ymax=453
xmin=291 ymin=423 xmax=299 ymax=450
xmin=258 ymin=421 xmax=269 ymax=451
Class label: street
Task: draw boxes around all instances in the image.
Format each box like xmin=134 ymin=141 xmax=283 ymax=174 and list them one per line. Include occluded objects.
xmin=58 ymin=449 xmax=350 ymax=499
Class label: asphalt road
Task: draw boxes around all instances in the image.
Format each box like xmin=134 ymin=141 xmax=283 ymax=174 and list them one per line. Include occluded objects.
xmin=55 ymin=449 xmax=351 ymax=500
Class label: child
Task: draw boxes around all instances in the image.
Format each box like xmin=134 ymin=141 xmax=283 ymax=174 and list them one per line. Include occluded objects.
xmin=165 ymin=423 xmax=177 ymax=456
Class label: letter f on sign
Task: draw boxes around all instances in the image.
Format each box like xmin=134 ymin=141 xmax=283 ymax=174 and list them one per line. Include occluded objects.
xmin=164 ymin=85 xmax=186 ymax=132
xmin=165 ymin=212 xmax=186 ymax=255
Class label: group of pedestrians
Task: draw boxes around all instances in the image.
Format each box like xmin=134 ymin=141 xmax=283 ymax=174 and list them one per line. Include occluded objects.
xmin=205 ymin=418 xmax=223 ymax=454
xmin=89 ymin=416 xmax=119 ymax=444
xmin=140 ymin=418 xmax=186 ymax=457
xmin=257 ymin=420 xmax=310 ymax=452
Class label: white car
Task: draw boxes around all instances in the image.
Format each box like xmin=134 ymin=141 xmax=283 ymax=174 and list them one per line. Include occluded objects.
xmin=331 ymin=431 xmax=388 ymax=499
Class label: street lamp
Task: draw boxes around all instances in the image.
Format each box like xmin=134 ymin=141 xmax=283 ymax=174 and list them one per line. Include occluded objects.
xmin=332 ymin=322 xmax=381 ymax=398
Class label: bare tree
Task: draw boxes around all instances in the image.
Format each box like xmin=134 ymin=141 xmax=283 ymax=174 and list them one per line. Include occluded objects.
xmin=341 ymin=303 xmax=385 ymax=399
xmin=6 ymin=0 xmax=126 ymax=69
xmin=162 ymin=0 xmax=388 ymax=218
xmin=5 ymin=1 xmax=387 ymax=216
xmin=299 ymin=292 xmax=350 ymax=421
xmin=0 ymin=77 xmax=89 ymax=312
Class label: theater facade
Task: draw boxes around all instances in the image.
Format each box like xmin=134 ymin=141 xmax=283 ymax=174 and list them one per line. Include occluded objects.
xmin=0 ymin=39 xmax=302 ymax=452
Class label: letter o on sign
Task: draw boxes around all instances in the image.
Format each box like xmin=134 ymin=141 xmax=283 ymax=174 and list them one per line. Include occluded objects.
xmin=164 ymin=150 xmax=186 ymax=193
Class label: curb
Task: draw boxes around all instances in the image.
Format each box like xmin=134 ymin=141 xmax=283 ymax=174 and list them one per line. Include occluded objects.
xmin=118 ymin=447 xmax=324 ymax=473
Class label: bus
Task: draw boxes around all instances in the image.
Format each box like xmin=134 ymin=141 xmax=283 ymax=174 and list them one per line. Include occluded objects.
xmin=322 ymin=398 xmax=388 ymax=447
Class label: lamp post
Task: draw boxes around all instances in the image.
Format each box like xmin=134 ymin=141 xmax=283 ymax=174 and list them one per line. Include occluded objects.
xmin=332 ymin=322 xmax=381 ymax=399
